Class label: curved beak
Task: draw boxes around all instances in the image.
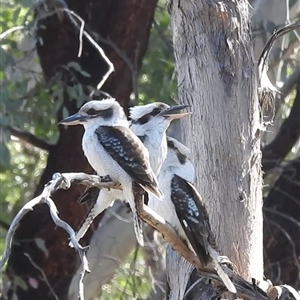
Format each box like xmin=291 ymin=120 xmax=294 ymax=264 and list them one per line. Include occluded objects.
xmin=59 ymin=113 xmax=88 ymax=126
xmin=160 ymin=104 xmax=191 ymax=120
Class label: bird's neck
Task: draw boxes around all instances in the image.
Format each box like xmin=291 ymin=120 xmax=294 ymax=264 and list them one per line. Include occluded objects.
xmin=83 ymin=117 xmax=129 ymax=131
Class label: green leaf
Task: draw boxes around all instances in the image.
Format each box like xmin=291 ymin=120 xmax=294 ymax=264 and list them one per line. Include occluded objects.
xmin=14 ymin=275 xmax=28 ymax=291
xmin=62 ymin=106 xmax=69 ymax=119
xmin=0 ymin=142 xmax=11 ymax=169
xmin=11 ymin=294 xmax=18 ymax=300
xmin=34 ymin=238 xmax=49 ymax=258
xmin=80 ymin=70 xmax=90 ymax=77
xmin=67 ymin=61 xmax=82 ymax=72
xmin=12 ymin=6 xmax=21 ymax=23
xmin=66 ymin=85 xmax=78 ymax=100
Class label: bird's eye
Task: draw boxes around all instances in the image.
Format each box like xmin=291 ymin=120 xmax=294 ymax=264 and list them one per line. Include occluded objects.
xmin=167 ymin=140 xmax=175 ymax=148
xmin=150 ymin=107 xmax=163 ymax=116
xmin=137 ymin=114 xmax=151 ymax=125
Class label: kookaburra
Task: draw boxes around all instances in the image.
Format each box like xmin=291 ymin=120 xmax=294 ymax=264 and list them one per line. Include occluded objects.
xmin=69 ymin=101 xmax=190 ymax=246
xmin=59 ymin=99 xmax=163 ymax=246
xmin=149 ymin=136 xmax=236 ymax=294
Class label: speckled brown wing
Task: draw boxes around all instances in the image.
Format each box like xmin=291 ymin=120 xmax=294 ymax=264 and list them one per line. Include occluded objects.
xmin=95 ymin=126 xmax=162 ymax=198
xmin=170 ymin=174 xmax=215 ymax=266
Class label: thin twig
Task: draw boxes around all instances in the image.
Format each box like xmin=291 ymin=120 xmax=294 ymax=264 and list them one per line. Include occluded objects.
xmin=0 ymin=173 xmax=119 ymax=300
xmin=24 ymin=253 xmax=59 ymax=300
xmin=257 ymin=22 xmax=300 ymax=119
xmin=264 ymin=218 xmax=300 ymax=274
xmin=136 ymin=197 xmax=268 ymax=300
xmin=62 ymin=9 xmax=114 ymax=91
xmin=153 ymin=19 xmax=173 ymax=53
xmin=0 ymin=25 xmax=24 ymax=41
xmin=96 ymin=35 xmax=140 ymax=101
xmin=6 ymin=126 xmax=52 ymax=152
xmin=35 ymin=7 xmax=114 ymax=92
xmin=1 ymin=172 xmax=269 ymax=300
xmin=0 ymin=219 xmax=10 ymax=231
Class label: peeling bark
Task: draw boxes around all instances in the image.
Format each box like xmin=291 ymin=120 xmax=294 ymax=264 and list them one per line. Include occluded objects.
xmin=169 ymin=0 xmax=263 ymax=295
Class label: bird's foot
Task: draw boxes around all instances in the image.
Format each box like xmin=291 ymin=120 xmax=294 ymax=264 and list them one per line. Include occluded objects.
xmin=218 ymin=255 xmax=237 ymax=271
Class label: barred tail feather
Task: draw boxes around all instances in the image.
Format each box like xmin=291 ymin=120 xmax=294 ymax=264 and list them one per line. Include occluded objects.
xmin=133 ymin=212 xmax=144 ymax=247
xmin=142 ymin=183 xmax=163 ymax=200
xmin=68 ymin=208 xmax=97 ymax=248
xmin=69 ymin=189 xmax=114 ymax=248
xmin=208 ymin=247 xmax=237 ymax=294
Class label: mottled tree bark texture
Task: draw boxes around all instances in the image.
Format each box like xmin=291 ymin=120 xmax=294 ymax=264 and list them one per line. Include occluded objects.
xmin=5 ymin=0 xmax=157 ymax=299
xmin=169 ymin=0 xmax=263 ymax=294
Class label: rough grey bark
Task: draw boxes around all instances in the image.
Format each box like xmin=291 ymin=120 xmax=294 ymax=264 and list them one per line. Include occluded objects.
xmin=169 ymin=0 xmax=263 ymax=285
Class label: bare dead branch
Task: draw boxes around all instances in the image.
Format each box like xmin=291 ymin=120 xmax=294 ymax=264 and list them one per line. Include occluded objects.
xmin=62 ymin=9 xmax=115 ymax=91
xmin=153 ymin=19 xmax=173 ymax=54
xmin=96 ymin=35 xmax=140 ymax=102
xmin=1 ymin=172 xmax=271 ymax=300
xmin=0 ymin=25 xmax=24 ymax=40
xmin=133 ymin=190 xmax=268 ymax=300
xmin=267 ymin=284 xmax=300 ymax=300
xmin=0 ymin=173 xmax=120 ymax=300
xmin=24 ymin=253 xmax=59 ymax=300
xmin=35 ymin=7 xmax=114 ymax=92
xmin=6 ymin=125 xmax=52 ymax=151
xmin=257 ymin=22 xmax=300 ymax=117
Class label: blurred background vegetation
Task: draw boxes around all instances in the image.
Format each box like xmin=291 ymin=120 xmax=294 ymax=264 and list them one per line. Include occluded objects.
xmin=0 ymin=0 xmax=299 ymax=299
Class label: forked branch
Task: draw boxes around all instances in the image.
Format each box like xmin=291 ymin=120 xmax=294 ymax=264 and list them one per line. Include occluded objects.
xmin=0 ymin=172 xmax=271 ymax=300
xmin=0 ymin=172 xmax=119 ymax=300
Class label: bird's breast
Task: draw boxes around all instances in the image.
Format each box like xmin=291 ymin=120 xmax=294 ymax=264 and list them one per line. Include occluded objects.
xmin=82 ymin=130 xmax=106 ymax=176
xmin=82 ymin=130 xmax=131 ymax=185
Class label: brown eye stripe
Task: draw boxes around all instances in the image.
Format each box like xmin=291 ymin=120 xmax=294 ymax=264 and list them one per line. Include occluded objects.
xmin=86 ymin=108 xmax=100 ymax=115
xmin=85 ymin=107 xmax=114 ymax=119
xmin=167 ymin=140 xmax=187 ymax=164
xmin=132 ymin=104 xmax=168 ymax=125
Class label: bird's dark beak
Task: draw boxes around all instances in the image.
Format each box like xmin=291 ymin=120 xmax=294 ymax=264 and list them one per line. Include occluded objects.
xmin=160 ymin=104 xmax=191 ymax=120
xmin=59 ymin=113 xmax=88 ymax=126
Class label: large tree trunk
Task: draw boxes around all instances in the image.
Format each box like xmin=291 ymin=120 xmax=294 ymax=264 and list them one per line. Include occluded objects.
xmin=5 ymin=1 xmax=157 ymax=299
xmin=168 ymin=0 xmax=263 ymax=295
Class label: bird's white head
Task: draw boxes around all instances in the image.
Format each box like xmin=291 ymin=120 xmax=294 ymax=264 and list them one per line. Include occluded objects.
xmin=59 ymin=98 xmax=128 ymax=129
xmin=129 ymin=102 xmax=190 ymax=134
xmin=164 ymin=136 xmax=195 ymax=182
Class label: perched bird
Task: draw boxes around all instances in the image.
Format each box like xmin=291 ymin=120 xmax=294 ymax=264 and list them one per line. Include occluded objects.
xmin=59 ymin=98 xmax=163 ymax=246
xmin=72 ymin=102 xmax=190 ymax=245
xmin=149 ymin=136 xmax=236 ymax=294
xmin=129 ymin=102 xmax=190 ymax=174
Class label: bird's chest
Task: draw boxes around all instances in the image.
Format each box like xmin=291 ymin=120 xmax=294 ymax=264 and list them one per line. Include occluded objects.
xmin=82 ymin=131 xmax=107 ymax=175
xmin=82 ymin=130 xmax=128 ymax=182
xmin=145 ymin=134 xmax=167 ymax=175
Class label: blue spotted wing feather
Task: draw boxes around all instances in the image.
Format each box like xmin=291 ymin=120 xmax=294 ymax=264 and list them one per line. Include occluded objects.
xmin=94 ymin=126 xmax=162 ymax=198
xmin=170 ymin=174 xmax=215 ymax=266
